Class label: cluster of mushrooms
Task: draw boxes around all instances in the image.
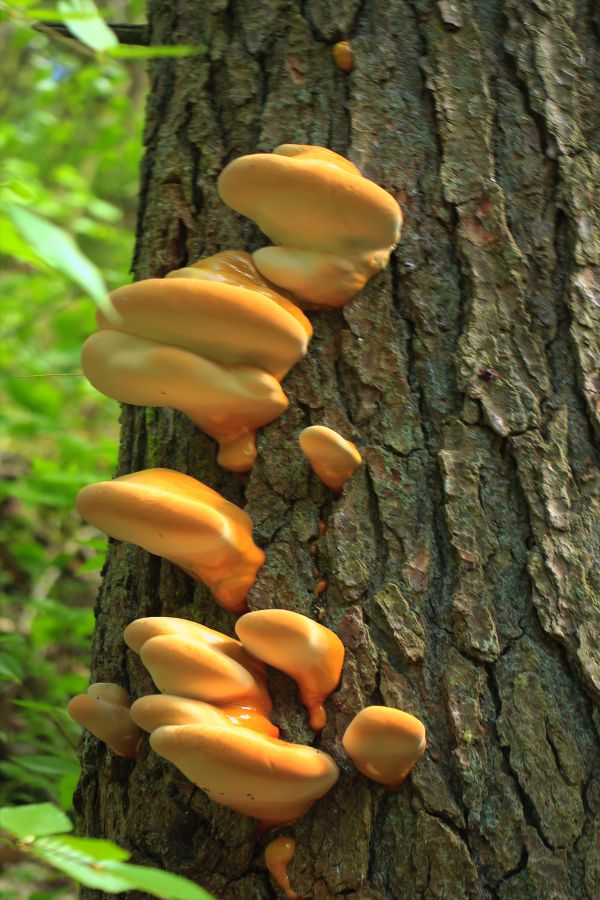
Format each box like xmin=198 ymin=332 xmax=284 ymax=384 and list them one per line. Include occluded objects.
xmin=68 ymin=145 xmax=426 ymax=896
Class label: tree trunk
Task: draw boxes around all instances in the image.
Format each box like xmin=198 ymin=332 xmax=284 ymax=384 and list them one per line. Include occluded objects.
xmin=75 ymin=0 xmax=600 ymax=897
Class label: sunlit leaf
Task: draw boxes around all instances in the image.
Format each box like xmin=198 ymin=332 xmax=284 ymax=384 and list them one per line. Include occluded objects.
xmin=33 ymin=836 xmax=215 ymax=897
xmin=101 ymin=862 xmax=215 ymax=899
xmin=3 ymin=204 xmax=108 ymax=305
xmin=36 ymin=834 xmax=131 ymax=862
xmin=0 ymin=802 xmax=72 ymax=840
xmin=56 ymin=0 xmax=118 ymax=52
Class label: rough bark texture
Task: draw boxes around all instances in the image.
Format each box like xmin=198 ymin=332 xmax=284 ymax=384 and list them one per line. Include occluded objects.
xmin=76 ymin=0 xmax=600 ymax=897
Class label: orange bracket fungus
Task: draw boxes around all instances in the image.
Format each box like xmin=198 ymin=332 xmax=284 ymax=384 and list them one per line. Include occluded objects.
xmin=130 ymin=694 xmax=278 ymax=738
xmin=82 ymin=330 xmax=289 ymax=473
xmin=67 ymin=683 xmax=141 ymax=758
xmin=218 ymin=144 xmax=402 ymax=308
xmin=265 ymin=836 xmax=298 ymax=900
xmin=235 ymin=609 xmax=345 ymax=731
xmin=342 ymin=706 xmax=426 ymax=788
xmin=84 ymin=250 xmax=311 ymax=472
xmin=76 ymin=468 xmax=264 ymax=613
xmin=299 ymin=425 xmax=362 ymax=492
xmin=124 ymin=616 xmax=275 ymax=735
xmin=149 ymin=723 xmax=339 ymax=826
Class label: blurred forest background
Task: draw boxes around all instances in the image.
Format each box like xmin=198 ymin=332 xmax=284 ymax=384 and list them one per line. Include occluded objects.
xmin=1 ymin=1 xmax=147 ymax=894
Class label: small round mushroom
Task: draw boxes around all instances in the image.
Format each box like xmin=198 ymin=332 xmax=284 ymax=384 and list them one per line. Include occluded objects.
xmin=76 ymin=469 xmax=264 ymax=613
xmin=67 ymin=683 xmax=141 ymax=758
xmin=130 ymin=694 xmax=278 ymax=738
xmin=235 ymin=609 xmax=345 ymax=731
xmin=82 ymin=330 xmax=288 ymax=472
xmin=342 ymin=706 xmax=426 ymax=788
xmin=150 ymin=724 xmax=339 ymax=824
xmin=332 ymin=40 xmax=354 ymax=73
xmin=217 ymin=144 xmax=402 ymax=307
xmin=299 ymin=425 xmax=362 ymax=492
xmin=265 ymin=836 xmax=298 ymax=900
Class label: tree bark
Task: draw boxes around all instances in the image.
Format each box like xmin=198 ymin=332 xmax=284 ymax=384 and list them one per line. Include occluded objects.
xmin=76 ymin=0 xmax=600 ymax=897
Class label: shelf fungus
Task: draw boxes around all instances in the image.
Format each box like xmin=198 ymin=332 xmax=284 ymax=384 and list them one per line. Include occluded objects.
xmin=235 ymin=609 xmax=345 ymax=731
xmin=125 ymin=616 xmax=276 ymax=736
xmin=299 ymin=425 xmax=362 ymax=492
xmin=67 ymin=683 xmax=141 ymax=758
xmin=84 ymin=251 xmax=311 ymax=472
xmin=150 ymin=723 xmax=339 ymax=825
xmin=76 ymin=468 xmax=264 ymax=613
xmin=342 ymin=706 xmax=426 ymax=788
xmin=130 ymin=694 xmax=278 ymax=738
xmin=218 ymin=144 xmax=402 ymax=308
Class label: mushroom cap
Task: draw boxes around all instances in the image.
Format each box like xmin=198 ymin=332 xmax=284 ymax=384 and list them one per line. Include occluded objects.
xmin=217 ymin=146 xmax=401 ymax=255
xmin=273 ymin=144 xmax=360 ymax=176
xmin=131 ymin=694 xmax=230 ymax=731
xmin=150 ymin=724 xmax=339 ymax=823
xmin=67 ymin=694 xmax=141 ymax=758
xmin=82 ymin=330 xmax=288 ymax=472
xmin=253 ymin=246 xmax=377 ymax=308
xmin=130 ymin=694 xmax=278 ymax=738
xmin=86 ymin=682 xmax=131 ymax=708
xmin=342 ymin=706 xmax=426 ymax=787
xmin=123 ymin=616 xmax=265 ymax=680
xmin=76 ymin=469 xmax=264 ymax=612
xmin=138 ymin=633 xmax=272 ymax=713
xmin=235 ymin=609 xmax=344 ymax=730
xmin=166 ymin=250 xmax=312 ymax=338
xmin=332 ymin=41 xmax=353 ymax=73
xmin=299 ymin=425 xmax=362 ymax=492
xmin=97 ymin=275 xmax=309 ymax=380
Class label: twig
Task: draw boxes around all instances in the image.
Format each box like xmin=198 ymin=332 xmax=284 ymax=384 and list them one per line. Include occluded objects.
xmin=36 ymin=22 xmax=149 ymax=46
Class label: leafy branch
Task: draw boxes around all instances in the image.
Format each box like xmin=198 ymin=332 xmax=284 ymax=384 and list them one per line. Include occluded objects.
xmin=0 ymin=803 xmax=215 ymax=899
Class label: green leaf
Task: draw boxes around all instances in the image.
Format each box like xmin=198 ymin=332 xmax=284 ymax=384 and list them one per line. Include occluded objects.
xmin=0 ymin=802 xmax=72 ymax=840
xmin=102 ymin=862 xmax=215 ymax=899
xmin=36 ymin=834 xmax=131 ymax=862
xmin=12 ymin=755 xmax=80 ymax=778
xmin=31 ymin=835 xmax=215 ymax=898
xmin=3 ymin=204 xmax=108 ymax=306
xmin=56 ymin=0 xmax=118 ymax=52
xmin=108 ymin=44 xmax=205 ymax=59
xmin=0 ymin=651 xmax=23 ymax=683
xmin=32 ymin=847 xmax=139 ymax=893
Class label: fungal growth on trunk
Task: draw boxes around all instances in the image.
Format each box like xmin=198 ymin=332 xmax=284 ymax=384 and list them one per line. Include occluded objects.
xmin=342 ymin=706 xmax=426 ymax=787
xmin=130 ymin=694 xmax=279 ymax=737
xmin=298 ymin=425 xmax=362 ymax=492
xmin=218 ymin=144 xmax=402 ymax=308
xmin=68 ymin=143 xmax=422 ymax=879
xmin=67 ymin=683 xmax=141 ymax=758
xmin=76 ymin=469 xmax=264 ymax=612
xmin=235 ymin=609 xmax=345 ymax=731
xmin=149 ymin=723 xmax=339 ymax=826
xmin=84 ymin=251 xmax=311 ymax=472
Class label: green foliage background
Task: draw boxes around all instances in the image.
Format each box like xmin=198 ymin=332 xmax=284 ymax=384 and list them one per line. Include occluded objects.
xmin=0 ymin=2 xmax=148 ymax=894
